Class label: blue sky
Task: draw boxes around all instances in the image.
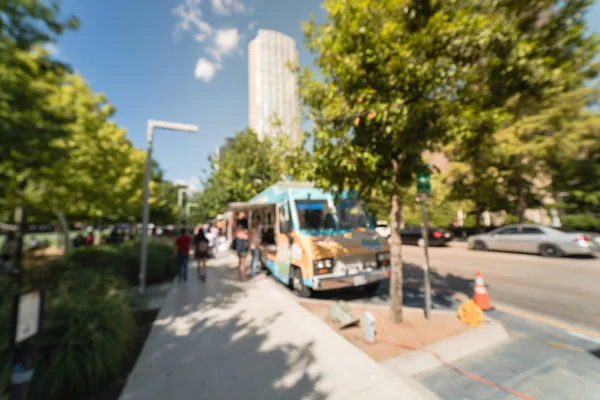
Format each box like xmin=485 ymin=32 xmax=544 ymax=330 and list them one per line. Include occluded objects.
xmin=56 ymin=0 xmax=324 ymax=191
xmin=55 ymin=0 xmax=600 ymax=191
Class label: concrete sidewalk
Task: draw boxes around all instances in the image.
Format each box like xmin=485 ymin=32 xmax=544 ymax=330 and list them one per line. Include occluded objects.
xmin=119 ymin=254 xmax=439 ymax=400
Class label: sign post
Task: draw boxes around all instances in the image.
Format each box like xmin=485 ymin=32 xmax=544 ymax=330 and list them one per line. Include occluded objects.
xmin=416 ymin=166 xmax=432 ymax=320
xmin=10 ymin=291 xmax=44 ymax=400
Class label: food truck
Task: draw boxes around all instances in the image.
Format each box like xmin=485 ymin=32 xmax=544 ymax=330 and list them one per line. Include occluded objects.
xmin=227 ymin=181 xmax=390 ymax=297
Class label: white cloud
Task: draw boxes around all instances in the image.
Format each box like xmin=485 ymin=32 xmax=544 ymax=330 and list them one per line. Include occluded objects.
xmin=205 ymin=28 xmax=239 ymax=62
xmin=172 ymin=0 xmax=249 ymax=82
xmin=194 ymin=58 xmax=220 ymax=82
xmin=216 ymin=28 xmax=240 ymax=54
xmin=172 ymin=0 xmax=213 ymax=42
xmin=174 ymin=176 xmax=202 ymax=192
xmin=210 ymin=0 xmax=247 ymax=16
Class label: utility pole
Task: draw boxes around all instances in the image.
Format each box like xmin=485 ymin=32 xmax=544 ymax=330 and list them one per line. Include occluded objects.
xmin=416 ymin=167 xmax=432 ymax=320
xmin=418 ymin=196 xmax=432 ymax=320
xmin=177 ymin=188 xmax=188 ymax=228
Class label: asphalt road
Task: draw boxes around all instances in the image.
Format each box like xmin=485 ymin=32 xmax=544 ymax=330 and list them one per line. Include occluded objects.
xmin=401 ymin=243 xmax=600 ymax=331
xmin=314 ymin=243 xmax=600 ymax=332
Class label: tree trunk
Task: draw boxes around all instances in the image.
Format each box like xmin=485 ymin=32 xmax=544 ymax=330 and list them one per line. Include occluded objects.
xmin=516 ymin=180 xmax=527 ymax=224
xmin=474 ymin=204 xmax=482 ymax=232
xmin=389 ymin=159 xmax=404 ymax=323
xmin=56 ymin=209 xmax=73 ymax=255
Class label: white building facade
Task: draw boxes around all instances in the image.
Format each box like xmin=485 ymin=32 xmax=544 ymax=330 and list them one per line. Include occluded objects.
xmin=248 ymin=29 xmax=301 ymax=144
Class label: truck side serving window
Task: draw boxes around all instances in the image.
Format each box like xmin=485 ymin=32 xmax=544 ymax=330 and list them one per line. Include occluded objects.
xmin=279 ymin=202 xmax=291 ymax=234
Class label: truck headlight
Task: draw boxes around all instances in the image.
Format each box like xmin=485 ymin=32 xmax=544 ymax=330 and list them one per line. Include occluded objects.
xmin=376 ymin=252 xmax=390 ymax=267
xmin=314 ymin=258 xmax=334 ymax=275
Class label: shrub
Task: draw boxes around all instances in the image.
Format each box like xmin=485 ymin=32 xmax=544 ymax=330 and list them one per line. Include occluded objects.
xmin=63 ymin=240 xmax=176 ymax=286
xmin=0 ymin=240 xmax=173 ymax=399
xmin=561 ymin=214 xmax=600 ymax=232
xmin=30 ymin=270 xmax=134 ymax=400
xmin=116 ymin=240 xmax=175 ymax=285
xmin=67 ymin=245 xmax=127 ymax=274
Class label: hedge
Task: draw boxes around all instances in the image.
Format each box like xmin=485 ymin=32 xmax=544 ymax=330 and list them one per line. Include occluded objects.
xmin=0 ymin=271 xmax=134 ymax=400
xmin=0 ymin=240 xmax=175 ymax=399
xmin=32 ymin=270 xmax=134 ymax=399
xmin=66 ymin=240 xmax=176 ymax=286
xmin=560 ymin=214 xmax=600 ymax=233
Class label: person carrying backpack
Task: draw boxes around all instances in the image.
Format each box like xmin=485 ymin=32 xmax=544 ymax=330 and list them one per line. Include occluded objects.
xmin=193 ymin=228 xmax=210 ymax=281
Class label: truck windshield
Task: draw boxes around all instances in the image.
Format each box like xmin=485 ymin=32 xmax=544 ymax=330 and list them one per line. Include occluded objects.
xmin=336 ymin=200 xmax=373 ymax=229
xmin=295 ymin=200 xmax=373 ymax=231
xmin=295 ymin=201 xmax=336 ymax=230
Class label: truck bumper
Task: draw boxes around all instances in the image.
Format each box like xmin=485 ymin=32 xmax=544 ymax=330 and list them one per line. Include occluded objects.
xmin=311 ymin=268 xmax=390 ymax=291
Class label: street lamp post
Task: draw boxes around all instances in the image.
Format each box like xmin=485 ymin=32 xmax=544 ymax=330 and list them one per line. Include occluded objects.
xmin=177 ymin=187 xmax=189 ymax=228
xmin=139 ymin=120 xmax=198 ymax=293
xmin=185 ymin=202 xmax=199 ymax=220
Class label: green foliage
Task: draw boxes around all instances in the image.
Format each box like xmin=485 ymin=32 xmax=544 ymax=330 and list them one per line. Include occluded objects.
xmin=116 ymin=240 xmax=175 ymax=285
xmin=300 ymin=0 xmax=488 ymax=195
xmin=536 ymin=88 xmax=600 ymax=212
xmin=369 ymin=172 xmax=472 ymax=228
xmin=0 ymin=1 xmax=174 ymax=223
xmin=0 ymin=271 xmax=133 ymax=400
xmin=19 ymin=74 xmax=148 ymax=221
xmin=561 ymin=214 xmax=600 ymax=233
xmin=444 ymin=0 xmax=599 ymax=222
xmin=503 ymin=215 xmax=522 ymax=225
xmin=191 ymin=128 xmax=291 ymax=222
xmin=150 ymin=180 xmax=184 ymax=225
xmin=65 ymin=240 xmax=175 ymax=286
xmin=0 ymin=0 xmax=78 ymax=210
xmin=31 ymin=270 xmax=134 ymax=400
xmin=299 ymin=0 xmax=518 ymax=322
xmin=0 ymin=240 xmax=173 ymax=398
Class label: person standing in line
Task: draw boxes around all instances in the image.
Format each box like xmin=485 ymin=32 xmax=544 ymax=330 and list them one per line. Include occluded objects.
xmin=194 ymin=228 xmax=210 ymax=281
xmin=249 ymin=219 xmax=260 ymax=278
xmin=174 ymin=228 xmax=191 ymax=282
xmin=204 ymin=224 xmax=215 ymax=258
xmin=232 ymin=227 xmax=249 ymax=281
xmin=210 ymin=223 xmax=220 ymax=257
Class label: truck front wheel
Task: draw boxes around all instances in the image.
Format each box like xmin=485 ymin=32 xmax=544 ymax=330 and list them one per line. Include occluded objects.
xmin=291 ymin=267 xmax=312 ymax=298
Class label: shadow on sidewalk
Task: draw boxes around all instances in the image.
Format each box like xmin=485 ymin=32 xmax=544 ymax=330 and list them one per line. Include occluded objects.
xmin=121 ymin=259 xmax=327 ymax=400
xmin=310 ymin=263 xmax=474 ymax=310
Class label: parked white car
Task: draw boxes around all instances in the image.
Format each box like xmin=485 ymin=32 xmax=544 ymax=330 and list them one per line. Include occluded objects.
xmin=375 ymin=220 xmax=391 ymax=239
xmin=468 ymin=224 xmax=598 ymax=257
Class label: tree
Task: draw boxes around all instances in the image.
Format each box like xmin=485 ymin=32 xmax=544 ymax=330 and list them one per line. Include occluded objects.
xmin=500 ymin=87 xmax=600 ymax=214
xmin=299 ymin=0 xmax=516 ymax=322
xmin=20 ymin=74 xmax=147 ymax=223
xmin=191 ymin=129 xmax=287 ymax=222
xmin=446 ymin=0 xmax=599 ymax=223
xmin=0 ymin=0 xmax=79 ymax=211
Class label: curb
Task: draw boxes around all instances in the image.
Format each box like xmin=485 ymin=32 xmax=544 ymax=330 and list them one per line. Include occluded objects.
xmin=258 ymin=269 xmax=510 ymax=381
xmin=258 ymin=277 xmax=441 ymax=399
xmin=382 ymin=319 xmax=511 ymax=377
xmin=296 ymin=296 xmax=462 ymax=316
xmin=268 ymin=279 xmax=511 ymax=379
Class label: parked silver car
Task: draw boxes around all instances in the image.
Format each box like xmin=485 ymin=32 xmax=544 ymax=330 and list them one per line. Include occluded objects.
xmin=468 ymin=224 xmax=598 ymax=257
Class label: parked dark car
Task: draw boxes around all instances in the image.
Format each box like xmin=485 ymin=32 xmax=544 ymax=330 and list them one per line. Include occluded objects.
xmin=400 ymin=225 xmax=454 ymax=247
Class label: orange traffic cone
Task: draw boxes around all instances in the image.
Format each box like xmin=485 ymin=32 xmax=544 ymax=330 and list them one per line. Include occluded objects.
xmin=473 ymin=271 xmax=493 ymax=311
